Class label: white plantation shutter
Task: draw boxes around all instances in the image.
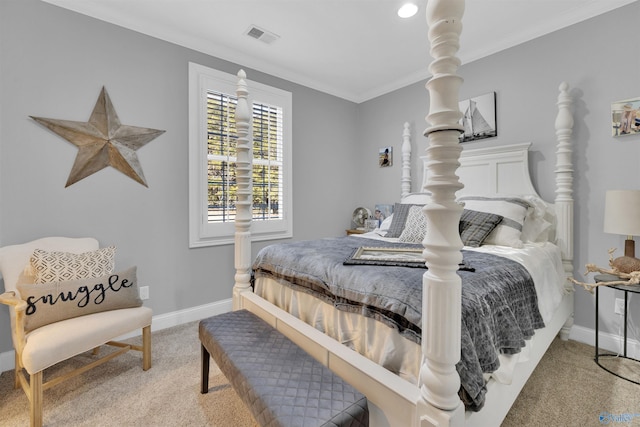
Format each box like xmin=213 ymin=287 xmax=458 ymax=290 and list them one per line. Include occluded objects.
xmin=189 ymin=63 xmax=292 ymax=247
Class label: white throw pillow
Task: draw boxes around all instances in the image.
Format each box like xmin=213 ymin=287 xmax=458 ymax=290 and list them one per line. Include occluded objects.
xmin=401 ymin=192 xmax=431 ymax=205
xmin=379 ymin=214 xmax=393 ymax=231
xmin=398 ymin=205 xmax=427 ymax=243
xmin=30 ymin=246 xmax=116 ymax=284
xmin=520 ymin=194 xmax=556 ymax=243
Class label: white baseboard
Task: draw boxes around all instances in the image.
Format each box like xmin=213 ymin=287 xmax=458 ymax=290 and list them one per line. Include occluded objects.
xmin=569 ymin=324 xmax=640 ymax=359
xmin=0 ymin=348 xmax=15 ymax=374
xmin=0 ymin=298 xmax=232 ymax=374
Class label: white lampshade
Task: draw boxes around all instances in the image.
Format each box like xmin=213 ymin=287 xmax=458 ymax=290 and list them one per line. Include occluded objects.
xmin=604 ymin=190 xmax=640 ymax=236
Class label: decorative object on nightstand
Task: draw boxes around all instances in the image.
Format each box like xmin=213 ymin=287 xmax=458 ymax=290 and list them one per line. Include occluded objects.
xmin=604 ymin=190 xmax=640 ymax=268
xmin=569 ymin=190 xmax=640 ymax=292
xmin=351 ymin=207 xmax=371 ymax=230
xmin=593 ymin=273 xmax=640 ymax=385
xmin=364 ymin=219 xmax=379 ymax=232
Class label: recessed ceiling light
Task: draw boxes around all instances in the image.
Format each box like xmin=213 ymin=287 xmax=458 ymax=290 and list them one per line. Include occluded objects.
xmin=398 ymin=3 xmax=418 ymax=18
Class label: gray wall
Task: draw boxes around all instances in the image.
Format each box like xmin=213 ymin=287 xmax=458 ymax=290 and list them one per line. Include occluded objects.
xmin=1 ymin=0 xmax=638 ymax=357
xmin=358 ymin=2 xmax=640 ymax=342
xmin=0 ymin=0 xmax=358 ymax=354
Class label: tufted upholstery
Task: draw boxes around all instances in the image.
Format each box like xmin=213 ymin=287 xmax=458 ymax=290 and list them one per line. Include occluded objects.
xmin=200 ymin=309 xmax=369 ymax=427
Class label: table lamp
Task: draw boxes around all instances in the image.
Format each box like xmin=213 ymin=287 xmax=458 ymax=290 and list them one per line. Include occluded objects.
xmin=604 ymin=190 xmax=640 ymax=258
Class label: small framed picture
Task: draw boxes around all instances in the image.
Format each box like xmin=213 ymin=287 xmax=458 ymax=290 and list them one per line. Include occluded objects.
xmin=365 ymin=219 xmax=379 ymax=231
xmin=344 ymin=246 xmax=426 ymax=267
xmin=374 ymin=204 xmax=393 ymax=226
xmin=611 ymin=98 xmax=640 ymax=136
xmin=379 ymin=147 xmax=392 ymax=167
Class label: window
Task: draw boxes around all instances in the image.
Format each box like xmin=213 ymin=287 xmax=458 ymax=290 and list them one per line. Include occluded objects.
xmin=189 ymin=63 xmax=292 ymax=247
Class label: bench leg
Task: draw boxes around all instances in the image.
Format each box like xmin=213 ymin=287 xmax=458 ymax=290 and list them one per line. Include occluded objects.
xmin=201 ymin=344 xmax=210 ymax=394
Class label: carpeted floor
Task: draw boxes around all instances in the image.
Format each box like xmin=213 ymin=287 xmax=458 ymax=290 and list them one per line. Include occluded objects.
xmin=0 ymin=322 xmax=257 ymax=427
xmin=1 ymin=321 xmax=639 ymax=426
xmin=503 ymin=338 xmax=640 ymax=427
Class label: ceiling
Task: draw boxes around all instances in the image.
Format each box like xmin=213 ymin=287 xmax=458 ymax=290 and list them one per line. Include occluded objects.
xmin=43 ymin=0 xmax=635 ymax=103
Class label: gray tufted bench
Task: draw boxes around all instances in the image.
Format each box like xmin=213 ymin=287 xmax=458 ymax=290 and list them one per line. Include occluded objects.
xmin=199 ymin=309 xmax=369 ymax=427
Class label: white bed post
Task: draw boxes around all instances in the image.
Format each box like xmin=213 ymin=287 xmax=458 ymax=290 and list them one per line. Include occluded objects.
xmin=554 ymin=81 xmax=574 ymax=339
xmin=419 ymin=0 xmax=466 ymax=426
xmin=232 ymin=69 xmax=253 ymax=310
xmin=402 ymin=122 xmax=412 ymax=199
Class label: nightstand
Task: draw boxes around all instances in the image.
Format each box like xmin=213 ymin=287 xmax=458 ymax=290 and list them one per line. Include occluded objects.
xmin=594 ymin=273 xmax=640 ymax=384
xmin=346 ymin=229 xmax=365 ymax=235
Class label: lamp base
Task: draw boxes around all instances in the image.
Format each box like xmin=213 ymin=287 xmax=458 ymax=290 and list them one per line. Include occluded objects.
xmin=625 ymin=238 xmax=635 ymax=258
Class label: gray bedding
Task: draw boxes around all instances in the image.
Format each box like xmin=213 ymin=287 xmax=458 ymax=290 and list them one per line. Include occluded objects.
xmin=252 ymin=236 xmax=544 ymax=411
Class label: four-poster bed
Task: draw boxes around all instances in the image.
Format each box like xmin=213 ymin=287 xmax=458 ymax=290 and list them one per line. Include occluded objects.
xmin=230 ymin=1 xmax=575 ymax=425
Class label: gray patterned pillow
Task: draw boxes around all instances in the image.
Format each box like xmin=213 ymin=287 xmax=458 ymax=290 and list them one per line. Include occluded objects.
xmin=398 ymin=205 xmax=427 ymax=243
xmin=459 ymin=196 xmax=530 ymax=248
xmin=30 ymin=246 xmax=116 ymax=284
xmin=387 ymin=203 xmax=423 ymax=238
xmin=459 ymin=209 xmax=504 ymax=247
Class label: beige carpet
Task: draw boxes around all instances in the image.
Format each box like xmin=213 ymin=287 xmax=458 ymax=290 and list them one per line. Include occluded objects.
xmin=1 ymin=321 xmax=639 ymax=427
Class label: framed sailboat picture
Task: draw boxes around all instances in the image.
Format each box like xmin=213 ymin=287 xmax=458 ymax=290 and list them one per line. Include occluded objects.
xmin=459 ymin=92 xmax=497 ymax=142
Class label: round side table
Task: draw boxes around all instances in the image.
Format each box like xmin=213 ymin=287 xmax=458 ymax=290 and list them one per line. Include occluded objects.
xmin=594 ymin=273 xmax=640 ymax=384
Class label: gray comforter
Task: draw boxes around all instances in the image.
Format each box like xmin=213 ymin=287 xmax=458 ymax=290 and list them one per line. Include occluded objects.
xmin=252 ymin=236 xmax=544 ymax=411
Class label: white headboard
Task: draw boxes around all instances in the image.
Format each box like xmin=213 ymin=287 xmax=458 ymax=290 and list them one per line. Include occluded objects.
xmin=419 ymin=142 xmax=540 ymax=200
xmin=456 ymin=142 xmax=539 ymax=197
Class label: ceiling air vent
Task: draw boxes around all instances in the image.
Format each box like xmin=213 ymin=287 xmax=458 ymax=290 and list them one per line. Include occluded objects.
xmin=245 ymin=25 xmax=280 ymax=45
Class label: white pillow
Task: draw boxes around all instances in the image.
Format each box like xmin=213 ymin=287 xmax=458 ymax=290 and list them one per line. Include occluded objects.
xmin=520 ymin=195 xmax=556 ymax=243
xmin=0 ymin=237 xmax=99 ymax=293
xmin=379 ymin=214 xmax=393 ymax=232
xmin=398 ymin=205 xmax=427 ymax=243
xmin=401 ymin=192 xmax=431 ymax=205
xmin=371 ymin=214 xmax=394 ymax=237
xmin=458 ymin=196 xmax=530 ymax=248
xmin=30 ymin=246 xmax=116 ymax=284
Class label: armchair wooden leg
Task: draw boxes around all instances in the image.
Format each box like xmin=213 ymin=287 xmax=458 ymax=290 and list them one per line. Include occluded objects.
xmin=14 ymin=352 xmax=20 ymax=389
xmin=142 ymin=325 xmax=151 ymax=371
xmin=30 ymin=371 xmax=43 ymax=427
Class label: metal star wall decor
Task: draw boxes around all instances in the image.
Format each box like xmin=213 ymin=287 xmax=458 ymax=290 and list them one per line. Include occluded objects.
xmin=30 ymin=87 xmax=165 ymax=187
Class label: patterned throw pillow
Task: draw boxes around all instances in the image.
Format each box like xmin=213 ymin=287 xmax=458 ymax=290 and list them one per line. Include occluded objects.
xmin=18 ymin=266 xmax=141 ymax=332
xmin=30 ymin=246 xmax=116 ymax=284
xmin=459 ymin=209 xmax=504 ymax=247
xmin=398 ymin=205 xmax=427 ymax=243
xmin=458 ymin=196 xmax=530 ymax=248
xmin=387 ymin=203 xmax=423 ymax=238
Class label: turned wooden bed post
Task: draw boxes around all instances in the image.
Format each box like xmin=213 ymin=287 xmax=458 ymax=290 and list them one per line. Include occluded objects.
xmin=554 ymin=82 xmax=574 ymax=339
xmin=554 ymin=82 xmax=574 ymax=275
xmin=402 ymin=122 xmax=412 ymax=199
xmin=232 ymin=69 xmax=253 ymax=310
xmin=419 ymin=0 xmax=466 ymax=423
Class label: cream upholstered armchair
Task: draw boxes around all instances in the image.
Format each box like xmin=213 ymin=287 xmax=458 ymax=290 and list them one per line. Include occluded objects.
xmin=0 ymin=237 xmax=152 ymax=427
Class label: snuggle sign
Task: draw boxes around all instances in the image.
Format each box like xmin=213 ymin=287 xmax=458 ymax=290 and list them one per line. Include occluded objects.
xmin=25 ymin=273 xmax=135 ymax=315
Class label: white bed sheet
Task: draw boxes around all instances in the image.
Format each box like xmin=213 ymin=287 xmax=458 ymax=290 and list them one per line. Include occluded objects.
xmin=253 ymin=234 xmax=566 ymax=388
